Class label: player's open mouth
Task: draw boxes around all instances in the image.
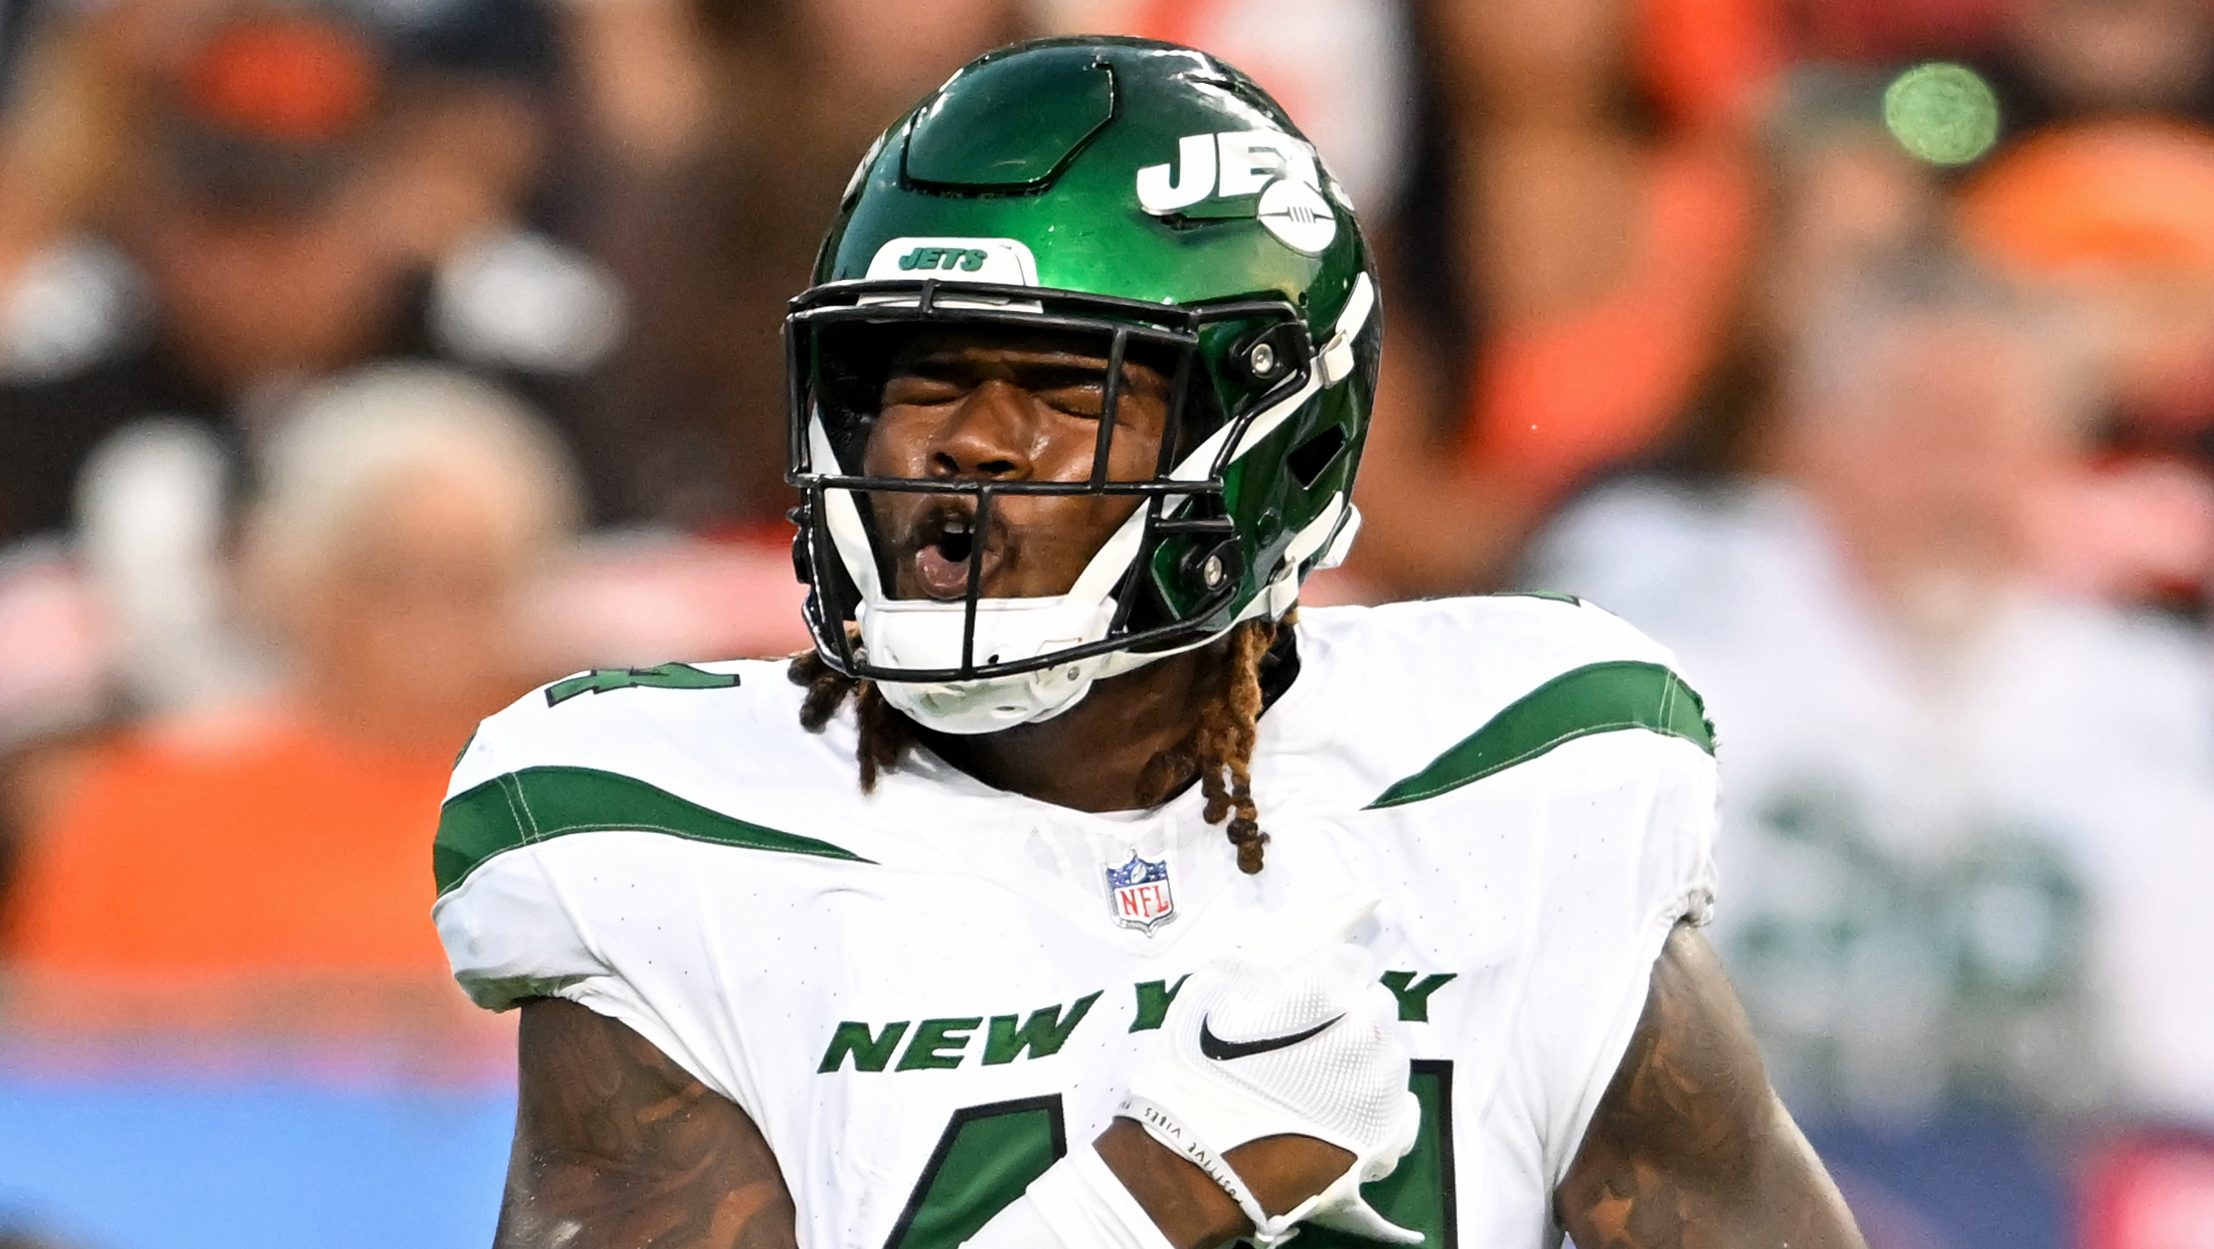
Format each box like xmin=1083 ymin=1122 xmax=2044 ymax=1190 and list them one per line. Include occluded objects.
xmin=909 ymin=504 xmax=1001 ymax=601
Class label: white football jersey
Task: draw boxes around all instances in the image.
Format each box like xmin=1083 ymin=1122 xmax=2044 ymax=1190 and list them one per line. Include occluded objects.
xmin=434 ymin=596 xmax=1720 ymax=1249
xmin=1528 ymin=480 xmax=2214 ymax=1123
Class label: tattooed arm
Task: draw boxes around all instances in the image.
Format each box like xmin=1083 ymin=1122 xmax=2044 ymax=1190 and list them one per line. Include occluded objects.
xmin=495 ymin=997 xmax=800 ymax=1249
xmin=1556 ymin=923 xmax=1865 ymax=1249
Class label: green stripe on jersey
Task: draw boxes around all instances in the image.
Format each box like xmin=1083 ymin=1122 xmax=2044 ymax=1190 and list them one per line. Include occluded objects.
xmin=1367 ymin=660 xmax=1713 ymax=809
xmin=435 ymin=765 xmax=870 ymax=895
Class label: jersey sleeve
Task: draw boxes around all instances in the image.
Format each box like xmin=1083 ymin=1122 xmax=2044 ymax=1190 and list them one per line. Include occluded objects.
xmin=434 ymin=712 xmax=583 ymax=1009
xmin=429 ymin=696 xmax=742 ymax=1103
xmin=1327 ymin=596 xmax=1724 ymax=1194
xmin=1521 ymin=729 xmax=1720 ymax=1191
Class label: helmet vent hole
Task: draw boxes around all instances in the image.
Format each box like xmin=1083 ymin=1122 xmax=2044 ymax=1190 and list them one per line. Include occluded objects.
xmin=1287 ymin=426 xmax=1348 ymax=489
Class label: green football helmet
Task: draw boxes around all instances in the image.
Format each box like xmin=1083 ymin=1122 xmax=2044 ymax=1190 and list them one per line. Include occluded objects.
xmin=787 ymin=35 xmax=1381 ymax=734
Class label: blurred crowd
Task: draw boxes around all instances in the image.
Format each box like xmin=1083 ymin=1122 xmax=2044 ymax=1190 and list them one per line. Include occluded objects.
xmin=3 ymin=0 xmax=2214 ymax=1244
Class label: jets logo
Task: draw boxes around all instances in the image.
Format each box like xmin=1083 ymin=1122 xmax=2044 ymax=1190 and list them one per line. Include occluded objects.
xmin=897 ymin=246 xmax=988 ymax=273
xmin=1135 ymin=130 xmax=1339 ymax=255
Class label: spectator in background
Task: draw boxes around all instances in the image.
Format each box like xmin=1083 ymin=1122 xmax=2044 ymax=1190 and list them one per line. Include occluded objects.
xmin=1978 ymin=0 xmax=2214 ymax=137
xmin=589 ymin=0 xmax=1031 ymax=531
xmin=1784 ymin=0 xmax=2213 ymax=123
xmin=1346 ymin=0 xmax=1774 ymax=598
xmin=1526 ymin=258 xmax=2214 ymax=1129
xmin=0 ymin=0 xmax=140 ymax=327
xmin=1756 ymin=70 xmax=1947 ymax=384
xmin=1653 ymin=66 xmax=1949 ymax=481
xmin=2 ymin=365 xmax=580 ymax=1031
xmin=1058 ymin=0 xmax=1417 ymax=221
xmin=1959 ymin=117 xmax=2214 ymax=608
xmin=0 ymin=1 xmax=625 ymax=715
xmin=0 ymin=0 xmax=25 ymax=93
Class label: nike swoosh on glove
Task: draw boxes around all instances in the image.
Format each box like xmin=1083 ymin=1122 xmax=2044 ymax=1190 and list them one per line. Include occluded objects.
xmin=1120 ymin=907 xmax=1421 ymax=1247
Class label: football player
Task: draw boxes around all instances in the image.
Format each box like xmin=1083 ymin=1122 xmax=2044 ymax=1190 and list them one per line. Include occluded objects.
xmin=435 ymin=37 xmax=1865 ymax=1249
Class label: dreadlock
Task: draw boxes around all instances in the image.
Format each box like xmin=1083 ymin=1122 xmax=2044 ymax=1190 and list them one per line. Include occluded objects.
xmin=786 ymin=615 xmax=1286 ymax=873
xmin=791 ymin=640 xmax=913 ymax=792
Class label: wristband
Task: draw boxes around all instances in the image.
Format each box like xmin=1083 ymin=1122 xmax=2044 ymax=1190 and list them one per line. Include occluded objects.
xmin=1120 ymin=1093 xmax=1298 ymax=1248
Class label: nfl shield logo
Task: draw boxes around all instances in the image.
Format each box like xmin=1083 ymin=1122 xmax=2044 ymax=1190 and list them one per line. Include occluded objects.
xmin=1106 ymin=852 xmax=1176 ymax=933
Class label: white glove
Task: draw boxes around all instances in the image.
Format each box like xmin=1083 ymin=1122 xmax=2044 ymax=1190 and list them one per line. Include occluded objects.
xmin=1120 ymin=901 xmax=1421 ymax=1247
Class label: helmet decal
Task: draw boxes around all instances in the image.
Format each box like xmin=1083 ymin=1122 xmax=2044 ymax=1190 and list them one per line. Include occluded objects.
xmin=1134 ymin=129 xmax=1336 ymax=254
xmin=864 ymin=237 xmax=1041 ymax=285
xmin=1256 ymin=179 xmax=1337 ymax=255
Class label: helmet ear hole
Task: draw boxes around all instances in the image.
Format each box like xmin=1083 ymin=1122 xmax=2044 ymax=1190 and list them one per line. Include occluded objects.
xmin=1287 ymin=425 xmax=1348 ymax=489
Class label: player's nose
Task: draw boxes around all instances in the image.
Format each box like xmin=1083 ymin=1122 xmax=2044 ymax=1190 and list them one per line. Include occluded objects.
xmin=927 ymin=379 xmax=1034 ymax=481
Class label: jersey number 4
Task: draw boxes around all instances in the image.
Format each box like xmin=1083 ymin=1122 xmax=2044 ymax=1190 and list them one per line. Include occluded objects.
xmin=544 ymin=663 xmax=740 ymax=706
xmin=883 ymin=1062 xmax=1457 ymax=1249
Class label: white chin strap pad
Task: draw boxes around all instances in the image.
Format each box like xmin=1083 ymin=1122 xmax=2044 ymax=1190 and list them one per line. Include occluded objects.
xmin=865 ymin=595 xmax=1115 ymax=735
xmin=863 ymin=499 xmax=1148 ymax=736
xmin=860 ymin=493 xmax=1354 ymax=736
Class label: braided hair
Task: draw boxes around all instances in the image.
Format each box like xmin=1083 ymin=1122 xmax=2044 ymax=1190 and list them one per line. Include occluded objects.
xmin=787 ymin=616 xmax=1285 ymax=873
